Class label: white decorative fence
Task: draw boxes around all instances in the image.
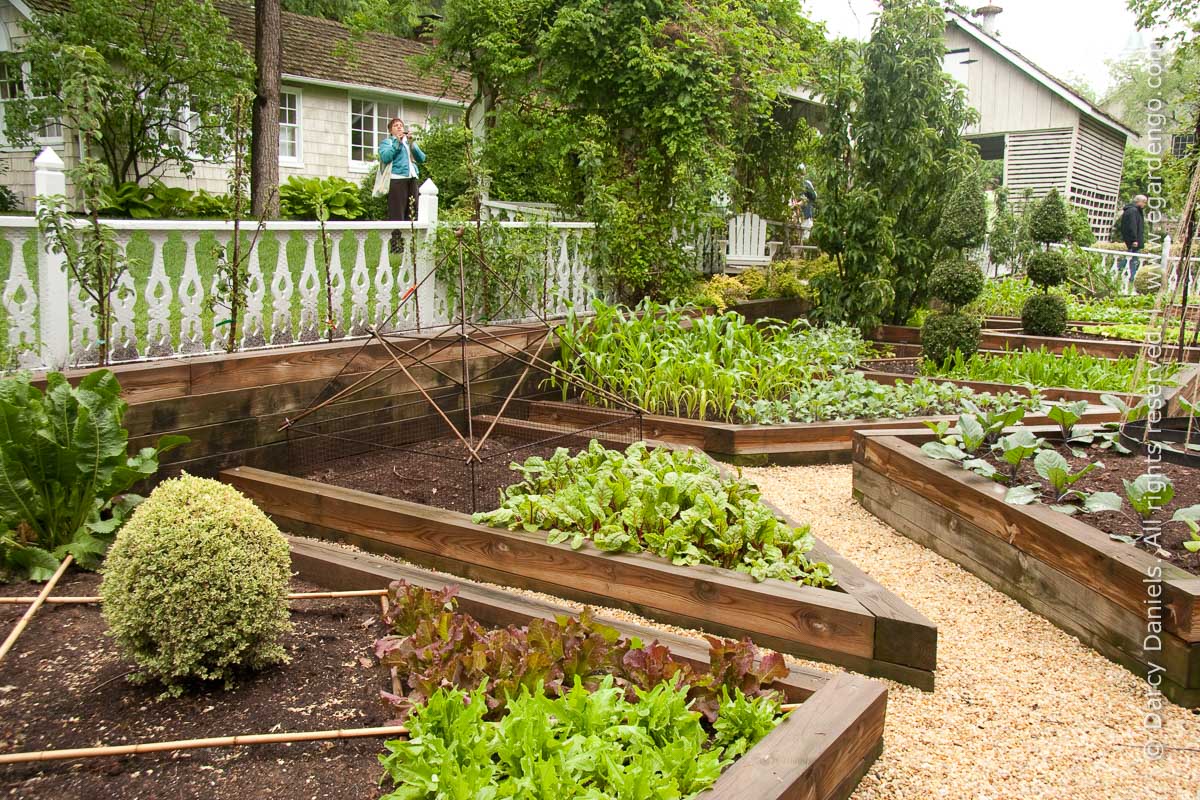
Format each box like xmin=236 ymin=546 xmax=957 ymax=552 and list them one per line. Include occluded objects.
xmin=979 ymin=237 xmax=1200 ymax=295
xmin=1 ymin=150 xmax=598 ymax=372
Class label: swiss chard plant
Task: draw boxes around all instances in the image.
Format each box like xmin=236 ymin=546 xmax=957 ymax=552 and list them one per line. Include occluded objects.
xmin=0 ymin=370 xmax=186 ymax=580
xmin=474 ymin=441 xmax=834 ymax=587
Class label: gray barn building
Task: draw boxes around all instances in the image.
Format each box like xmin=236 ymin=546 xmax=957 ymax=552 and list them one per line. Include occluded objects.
xmin=944 ymin=7 xmax=1137 ymax=236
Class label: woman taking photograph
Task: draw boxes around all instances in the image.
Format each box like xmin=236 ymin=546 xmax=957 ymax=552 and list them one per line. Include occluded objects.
xmin=379 ymin=118 xmax=426 ymax=222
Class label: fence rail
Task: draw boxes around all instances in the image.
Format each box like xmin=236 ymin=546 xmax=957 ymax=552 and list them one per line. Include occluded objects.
xmin=2 ymin=149 xmax=598 ymax=372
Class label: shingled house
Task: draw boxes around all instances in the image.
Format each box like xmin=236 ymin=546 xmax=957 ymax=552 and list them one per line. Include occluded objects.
xmin=0 ymin=0 xmax=472 ymax=208
xmin=944 ymin=7 xmax=1137 ymax=237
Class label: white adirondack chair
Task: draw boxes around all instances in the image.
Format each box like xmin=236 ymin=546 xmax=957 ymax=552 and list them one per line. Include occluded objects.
xmin=723 ymin=212 xmax=781 ymax=274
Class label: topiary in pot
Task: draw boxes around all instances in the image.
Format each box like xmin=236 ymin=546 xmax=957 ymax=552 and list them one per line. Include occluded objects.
xmin=1025 ymin=250 xmax=1068 ymax=288
xmin=922 ymin=310 xmax=981 ymax=365
xmin=101 ymin=475 xmax=292 ymax=696
xmin=1021 ymin=292 xmax=1068 ymax=337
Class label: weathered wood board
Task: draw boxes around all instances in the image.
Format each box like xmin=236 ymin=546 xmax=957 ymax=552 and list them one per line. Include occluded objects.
xmin=293 ymin=536 xmax=888 ymax=800
xmin=225 ymin=466 xmax=938 ymax=690
xmin=852 ymin=427 xmax=1200 ymax=707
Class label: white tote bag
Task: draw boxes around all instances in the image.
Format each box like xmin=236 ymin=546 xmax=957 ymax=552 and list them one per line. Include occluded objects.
xmin=372 ymin=161 xmax=391 ymax=196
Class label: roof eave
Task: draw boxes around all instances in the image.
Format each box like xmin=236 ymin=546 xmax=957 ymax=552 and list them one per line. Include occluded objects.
xmin=945 ymin=11 xmax=1139 ymax=140
xmin=283 ymin=73 xmax=469 ymax=107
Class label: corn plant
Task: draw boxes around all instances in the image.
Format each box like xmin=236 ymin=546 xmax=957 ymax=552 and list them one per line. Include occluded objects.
xmin=551 ymin=299 xmax=870 ymax=422
xmin=924 ymin=346 xmax=1178 ymax=393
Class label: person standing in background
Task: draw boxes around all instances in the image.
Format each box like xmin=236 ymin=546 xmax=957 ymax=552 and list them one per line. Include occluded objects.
xmin=799 ymin=164 xmax=817 ymax=244
xmin=379 ymin=118 xmax=426 ymax=222
xmin=1118 ymin=194 xmax=1147 ymax=284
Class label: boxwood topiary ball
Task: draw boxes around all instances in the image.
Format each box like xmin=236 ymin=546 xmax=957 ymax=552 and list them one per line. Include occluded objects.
xmin=927 ymin=255 xmax=985 ymax=310
xmin=1021 ymin=293 xmax=1069 ymax=337
xmin=1134 ymin=264 xmax=1163 ymax=296
xmin=100 ymin=474 xmax=292 ymax=696
xmin=1025 ymin=250 xmax=1068 ymax=289
xmin=921 ymin=311 xmax=981 ymax=365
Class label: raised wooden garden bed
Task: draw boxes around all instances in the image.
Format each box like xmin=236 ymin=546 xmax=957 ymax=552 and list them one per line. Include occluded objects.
xmin=0 ymin=536 xmax=886 ymax=800
xmin=223 ymin=466 xmax=939 ymax=690
xmin=861 ymin=359 xmax=1200 ymax=414
xmin=514 ymin=397 xmax=1119 ymax=466
xmin=851 ymin=427 xmax=1200 ymax=707
xmin=873 ymin=323 xmax=1200 ymax=362
xmin=290 ymin=537 xmax=888 ymax=800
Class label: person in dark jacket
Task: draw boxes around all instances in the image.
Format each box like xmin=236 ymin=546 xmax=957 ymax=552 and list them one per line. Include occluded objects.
xmin=1118 ymin=195 xmax=1148 ymax=285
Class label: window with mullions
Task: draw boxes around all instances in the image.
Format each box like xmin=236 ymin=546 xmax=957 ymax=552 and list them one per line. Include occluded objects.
xmin=0 ymin=61 xmax=61 ymax=142
xmin=350 ymin=97 xmax=401 ymax=164
xmin=280 ymin=91 xmax=300 ymax=162
xmin=1173 ymin=133 xmax=1196 ymax=160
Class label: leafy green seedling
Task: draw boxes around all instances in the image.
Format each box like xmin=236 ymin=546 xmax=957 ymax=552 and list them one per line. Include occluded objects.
xmin=1123 ymin=474 xmax=1175 ymax=519
xmin=1031 ymin=449 xmax=1103 ymax=514
xmin=995 ymin=429 xmax=1043 ymax=482
xmin=1043 ymin=400 xmax=1089 ymax=441
xmin=1171 ymin=506 xmax=1200 ymax=554
xmin=1100 ymin=393 xmax=1150 ymax=422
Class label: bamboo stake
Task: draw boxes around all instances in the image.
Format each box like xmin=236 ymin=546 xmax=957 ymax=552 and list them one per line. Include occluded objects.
xmin=0 ymin=589 xmax=391 ymax=606
xmin=0 ymin=555 xmax=72 ymax=664
xmin=0 ymin=725 xmax=410 ymax=765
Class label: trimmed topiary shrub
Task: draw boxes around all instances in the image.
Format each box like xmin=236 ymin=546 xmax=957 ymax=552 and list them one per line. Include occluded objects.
xmin=101 ymin=475 xmax=292 ymax=696
xmin=927 ymin=255 xmax=985 ymax=310
xmin=1134 ymin=264 xmax=1163 ymax=295
xmin=936 ymin=169 xmax=988 ymax=251
xmin=922 ymin=311 xmax=981 ymax=365
xmin=1025 ymin=250 xmax=1069 ymax=288
xmin=1021 ymin=188 xmax=1073 ymax=335
xmin=1027 ymin=188 xmax=1072 ymax=244
xmin=1021 ymin=293 xmax=1068 ymax=336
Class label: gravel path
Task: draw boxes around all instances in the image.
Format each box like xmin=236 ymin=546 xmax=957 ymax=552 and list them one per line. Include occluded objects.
xmin=745 ymin=464 xmax=1200 ymax=800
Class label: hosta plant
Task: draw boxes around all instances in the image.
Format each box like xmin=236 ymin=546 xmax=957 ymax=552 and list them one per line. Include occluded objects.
xmin=0 ymin=370 xmax=186 ymax=581
xmin=474 ymin=441 xmax=833 ymax=586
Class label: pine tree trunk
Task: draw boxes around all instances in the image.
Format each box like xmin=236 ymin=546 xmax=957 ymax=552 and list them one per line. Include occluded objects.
xmin=252 ymin=0 xmax=281 ymax=218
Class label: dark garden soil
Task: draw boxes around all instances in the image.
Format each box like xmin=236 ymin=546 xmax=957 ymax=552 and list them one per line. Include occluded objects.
xmin=303 ymin=432 xmax=592 ymax=514
xmin=863 ymin=358 xmax=920 ymax=376
xmin=986 ymin=444 xmax=1200 ymax=575
xmin=0 ymin=573 xmax=390 ymax=800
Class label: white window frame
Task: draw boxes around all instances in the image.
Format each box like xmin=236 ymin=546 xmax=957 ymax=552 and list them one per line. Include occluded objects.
xmin=348 ymin=94 xmax=405 ymax=173
xmin=279 ymin=87 xmax=303 ymax=167
xmin=0 ymin=27 xmax=63 ymax=151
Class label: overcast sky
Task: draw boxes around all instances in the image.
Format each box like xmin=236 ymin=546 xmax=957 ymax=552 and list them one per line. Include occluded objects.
xmin=803 ymin=0 xmax=1157 ymax=98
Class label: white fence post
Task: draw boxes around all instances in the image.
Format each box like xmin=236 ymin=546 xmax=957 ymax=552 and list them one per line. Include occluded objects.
xmin=1162 ymin=234 xmax=1173 ymax=283
xmin=417 ymin=179 xmax=439 ymax=224
xmin=415 ymin=179 xmax=439 ymax=331
xmin=33 ymin=147 xmax=69 ymax=371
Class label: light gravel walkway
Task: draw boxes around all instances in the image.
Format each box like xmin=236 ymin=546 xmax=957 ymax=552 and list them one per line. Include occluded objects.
xmin=745 ymin=464 xmax=1200 ymax=800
